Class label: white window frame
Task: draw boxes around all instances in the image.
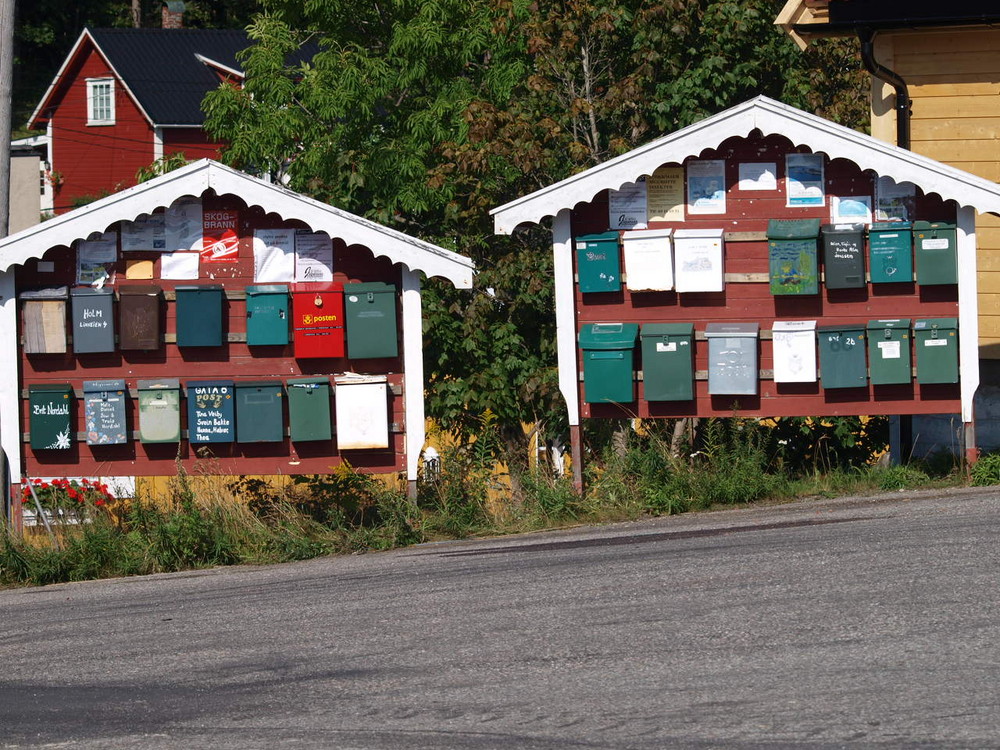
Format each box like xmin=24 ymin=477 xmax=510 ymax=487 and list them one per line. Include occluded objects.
xmin=86 ymin=77 xmax=115 ymax=126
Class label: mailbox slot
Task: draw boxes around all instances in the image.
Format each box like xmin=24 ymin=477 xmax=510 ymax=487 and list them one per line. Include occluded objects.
xmin=771 ymin=320 xmax=817 ymax=383
xmin=705 ymin=323 xmax=759 ymax=395
xmin=83 ymin=378 xmax=128 ymax=445
xmin=344 ymin=282 xmax=398 ymax=359
xmin=287 ymin=377 xmax=332 ymax=442
xmin=913 ymin=221 xmax=957 ymax=285
xmin=118 ymin=284 xmax=162 ymax=350
xmin=867 ymin=319 xmax=911 ymax=385
xmin=175 ymin=285 xmax=224 ymax=347
xmin=579 ymin=323 xmax=638 ymax=404
xmin=869 ymin=222 xmax=913 ymax=283
xmin=821 ymin=223 xmax=866 ymax=289
xmin=21 ymin=287 xmax=68 ymax=355
xmin=817 ymin=325 xmax=867 ymax=389
xmin=186 ymin=380 xmax=235 ymax=444
xmin=575 ymin=231 xmax=621 ymax=293
xmin=913 ymin=318 xmax=959 ymax=384
xmin=673 ymin=228 xmax=724 ymax=292
xmin=28 ymin=383 xmax=74 ymax=450
xmin=71 ymin=287 xmax=116 ymax=353
xmin=640 ymin=323 xmax=694 ymax=401
xmin=245 ymin=285 xmax=290 ymax=346
xmin=138 ymin=378 xmax=181 ymax=443
xmin=235 ymin=381 xmax=285 ymax=443
xmin=622 ymin=228 xmax=673 ymax=292
xmin=768 ymin=219 xmax=820 ymax=295
xmin=292 ymin=282 xmax=345 ymax=358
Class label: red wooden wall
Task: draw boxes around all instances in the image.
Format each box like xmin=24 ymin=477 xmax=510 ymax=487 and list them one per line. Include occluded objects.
xmin=18 ymin=192 xmax=406 ymax=478
xmin=164 ymin=128 xmax=225 ymax=161
xmin=571 ymin=133 xmax=962 ymax=420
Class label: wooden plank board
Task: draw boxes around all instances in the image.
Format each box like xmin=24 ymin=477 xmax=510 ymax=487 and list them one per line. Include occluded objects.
xmin=892 ymin=29 xmax=1000 ymax=56
xmin=912 ymin=118 xmax=1000 ymax=141
xmin=910 ymin=138 xmax=1000 ymax=164
xmin=912 ymin=96 xmax=1000 ymax=119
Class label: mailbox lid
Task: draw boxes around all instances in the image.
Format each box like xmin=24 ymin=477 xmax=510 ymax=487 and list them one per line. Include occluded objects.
xmin=673 ymin=228 xmax=725 ymax=293
xmin=28 ymin=383 xmax=74 ymax=450
xmin=137 ymin=378 xmax=181 ymax=443
xmin=820 ymin=223 xmax=866 ymax=290
xmin=705 ymin=323 xmax=759 ymax=395
xmin=704 ymin=322 xmax=758 ymax=338
xmin=287 ymin=377 xmax=332 ymax=442
xmin=71 ymin=287 xmax=116 ymax=353
xmin=175 ymin=285 xmax=224 ymax=347
xmin=913 ymin=318 xmax=959 ymax=384
xmin=767 ymin=218 xmax=821 ymax=240
xmin=913 ymin=221 xmax=957 ymax=285
xmin=771 ymin=320 xmax=818 ymax=383
xmin=622 ymin=228 xmax=673 ymax=292
xmin=292 ymin=282 xmax=345 ymax=358
xmin=186 ymin=379 xmax=235 ymax=443
xmin=868 ymin=222 xmax=913 ymax=283
xmin=82 ymin=378 xmax=128 ymax=446
xmin=235 ymin=380 xmax=285 ymax=443
xmin=575 ymin=231 xmax=622 ymax=293
xmin=245 ymin=284 xmax=290 ymax=346
xmin=343 ymin=282 xmax=398 ymax=359
xmin=640 ymin=323 xmax=694 ymax=401
xmin=817 ymin=324 xmax=867 ymax=389
xmin=579 ymin=322 xmax=639 ymax=349
xmin=21 ymin=286 xmax=69 ymax=355
xmin=118 ymin=284 xmax=162 ymax=350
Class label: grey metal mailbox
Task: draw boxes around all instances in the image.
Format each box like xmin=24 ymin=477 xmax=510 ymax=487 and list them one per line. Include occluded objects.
xmin=71 ymin=287 xmax=116 ymax=353
xmin=138 ymin=378 xmax=181 ymax=443
xmin=83 ymin=379 xmax=128 ymax=445
xmin=705 ymin=323 xmax=759 ymax=395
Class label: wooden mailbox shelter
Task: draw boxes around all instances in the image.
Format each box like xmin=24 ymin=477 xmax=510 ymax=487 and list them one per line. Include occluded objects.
xmin=492 ymin=96 xmax=1000 ymax=488
xmin=0 ymin=159 xmax=474 ymax=517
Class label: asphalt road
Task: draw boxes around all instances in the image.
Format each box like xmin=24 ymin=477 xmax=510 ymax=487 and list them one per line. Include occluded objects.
xmin=2 ymin=487 xmax=1000 ymax=749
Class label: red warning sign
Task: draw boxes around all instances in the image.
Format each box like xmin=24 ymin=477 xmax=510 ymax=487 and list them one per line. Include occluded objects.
xmin=201 ymin=210 xmax=240 ymax=263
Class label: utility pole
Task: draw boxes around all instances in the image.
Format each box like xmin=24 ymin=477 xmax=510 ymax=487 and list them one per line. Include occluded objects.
xmin=0 ymin=0 xmax=13 ymax=525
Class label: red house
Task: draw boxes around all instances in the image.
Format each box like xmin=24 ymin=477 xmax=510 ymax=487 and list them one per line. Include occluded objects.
xmin=28 ymin=27 xmax=250 ymax=212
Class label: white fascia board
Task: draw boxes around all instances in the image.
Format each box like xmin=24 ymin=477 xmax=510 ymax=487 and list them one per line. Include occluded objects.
xmin=194 ymin=53 xmax=244 ymax=81
xmin=0 ymin=159 xmax=475 ymax=289
xmin=492 ymin=96 xmax=1000 ymax=234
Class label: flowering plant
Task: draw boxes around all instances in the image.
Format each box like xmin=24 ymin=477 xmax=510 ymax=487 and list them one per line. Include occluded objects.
xmin=21 ymin=478 xmax=115 ymax=522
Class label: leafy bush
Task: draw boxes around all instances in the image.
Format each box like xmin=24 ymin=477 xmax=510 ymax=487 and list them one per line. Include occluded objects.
xmin=971 ymin=451 xmax=1000 ymax=486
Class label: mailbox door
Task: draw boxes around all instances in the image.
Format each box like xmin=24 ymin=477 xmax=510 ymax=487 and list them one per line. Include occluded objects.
xmin=292 ymin=283 xmax=345 ymax=358
xmin=869 ymin=223 xmax=913 ymax=283
xmin=622 ymin=229 xmax=673 ymax=292
xmin=245 ymin=285 xmax=290 ymax=346
xmin=83 ymin=379 xmax=128 ymax=445
xmin=119 ymin=285 xmax=162 ymax=350
xmin=772 ymin=321 xmax=817 ymax=383
xmin=235 ymin=381 xmax=284 ymax=443
xmin=914 ymin=319 xmax=959 ymax=384
xmin=186 ymin=380 xmax=235 ymax=443
xmin=175 ymin=286 xmax=224 ymax=347
xmin=914 ymin=222 xmax=957 ymax=285
xmin=29 ymin=384 xmax=74 ymax=450
xmin=287 ymin=378 xmax=332 ymax=442
xmin=768 ymin=220 xmax=819 ymax=296
xmin=579 ymin=323 xmax=638 ymax=404
xmin=821 ymin=224 xmax=866 ymax=289
xmin=344 ymin=282 xmax=399 ymax=359
xmin=867 ymin=320 xmax=912 ymax=385
xmin=22 ymin=288 xmax=68 ymax=355
xmin=138 ymin=379 xmax=181 ymax=443
xmin=334 ymin=375 xmax=390 ymax=450
xmin=818 ymin=327 xmax=867 ymax=389
xmin=575 ymin=232 xmax=621 ymax=293
xmin=640 ymin=323 xmax=693 ymax=401
xmin=71 ymin=288 xmax=116 ymax=353
xmin=705 ymin=324 xmax=759 ymax=395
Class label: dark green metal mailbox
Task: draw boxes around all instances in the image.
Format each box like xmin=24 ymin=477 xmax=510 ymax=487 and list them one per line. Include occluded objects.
xmin=138 ymin=379 xmax=181 ymax=443
xmin=640 ymin=323 xmax=694 ymax=401
xmin=287 ymin=377 xmax=332 ymax=442
xmin=914 ymin=318 xmax=959 ymax=384
xmin=175 ymin=285 xmax=224 ymax=347
xmin=29 ymin=383 xmax=74 ymax=450
xmin=767 ymin=219 xmax=820 ymax=295
xmin=579 ymin=323 xmax=638 ymax=404
xmin=344 ymin=282 xmax=398 ymax=359
xmin=705 ymin=322 xmax=759 ymax=395
xmin=867 ymin=319 xmax=912 ymax=385
xmin=869 ymin=222 xmax=913 ymax=283
xmin=71 ymin=288 xmax=115 ymax=353
xmin=576 ymin=231 xmax=622 ymax=293
xmin=245 ymin=285 xmax=289 ymax=346
xmin=235 ymin=380 xmax=284 ymax=443
xmin=913 ymin=221 xmax=957 ymax=285
xmin=821 ymin=223 xmax=866 ymax=289
xmin=83 ymin=379 xmax=128 ymax=446
xmin=817 ymin=324 xmax=867 ymax=389
xmin=187 ymin=380 xmax=234 ymax=443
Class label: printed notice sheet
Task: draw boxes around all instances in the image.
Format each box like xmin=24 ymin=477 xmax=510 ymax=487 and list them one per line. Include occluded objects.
xmin=253 ymin=228 xmax=296 ymax=282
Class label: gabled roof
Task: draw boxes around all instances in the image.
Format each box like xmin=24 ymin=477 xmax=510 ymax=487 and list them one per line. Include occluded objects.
xmin=0 ymin=159 xmax=474 ymax=289
xmin=492 ymin=95 xmax=1000 ymax=234
xmin=30 ymin=28 xmax=250 ymax=129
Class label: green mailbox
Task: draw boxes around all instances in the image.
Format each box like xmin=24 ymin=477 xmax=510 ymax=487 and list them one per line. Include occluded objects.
xmin=287 ymin=377 xmax=332 ymax=442
xmin=235 ymin=380 xmax=284 ymax=443
xmin=640 ymin=323 xmax=694 ymax=401
xmin=138 ymin=378 xmax=181 ymax=443
xmin=913 ymin=318 xmax=959 ymax=384
xmin=767 ymin=219 xmax=820 ymax=295
xmin=913 ymin=221 xmax=957 ymax=285
xmin=817 ymin=324 xmax=867 ymax=389
xmin=29 ymin=383 xmax=74 ymax=450
xmin=175 ymin=285 xmax=224 ymax=347
xmin=344 ymin=282 xmax=398 ymax=359
xmin=869 ymin=222 xmax=913 ymax=283
xmin=579 ymin=323 xmax=638 ymax=404
xmin=867 ymin=319 xmax=912 ymax=385
xmin=821 ymin=223 xmax=866 ymax=289
xmin=576 ymin=231 xmax=621 ymax=293
xmin=245 ymin=285 xmax=289 ymax=346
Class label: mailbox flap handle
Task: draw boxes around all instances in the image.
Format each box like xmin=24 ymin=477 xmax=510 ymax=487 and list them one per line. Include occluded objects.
xmin=367 ymin=292 xmax=375 ymax=303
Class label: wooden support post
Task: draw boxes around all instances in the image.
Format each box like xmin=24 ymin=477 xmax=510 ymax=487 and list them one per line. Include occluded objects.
xmin=570 ymin=424 xmax=584 ymax=493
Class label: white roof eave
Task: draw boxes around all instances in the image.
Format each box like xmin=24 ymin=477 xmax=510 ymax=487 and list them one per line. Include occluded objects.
xmin=0 ymin=159 xmax=474 ymax=289
xmin=491 ymin=95 xmax=1000 ymax=234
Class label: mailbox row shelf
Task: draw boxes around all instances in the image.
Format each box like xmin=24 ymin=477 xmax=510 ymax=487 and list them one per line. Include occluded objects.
xmin=580 ymin=319 xmax=959 ymax=403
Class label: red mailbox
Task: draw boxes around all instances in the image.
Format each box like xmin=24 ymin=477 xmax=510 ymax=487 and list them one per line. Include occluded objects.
xmin=292 ymin=282 xmax=345 ymax=358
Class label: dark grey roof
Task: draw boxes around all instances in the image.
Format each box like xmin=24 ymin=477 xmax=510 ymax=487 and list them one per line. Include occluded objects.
xmin=88 ymin=28 xmax=250 ymax=126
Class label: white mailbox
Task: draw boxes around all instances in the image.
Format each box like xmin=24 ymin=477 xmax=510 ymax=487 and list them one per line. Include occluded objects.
xmin=771 ymin=320 xmax=817 ymax=383
xmin=334 ymin=373 xmax=390 ymax=450
xmin=622 ymin=228 xmax=673 ymax=291
xmin=673 ymin=228 xmax=725 ymax=292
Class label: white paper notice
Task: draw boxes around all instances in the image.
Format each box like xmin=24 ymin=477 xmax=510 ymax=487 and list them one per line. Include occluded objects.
xmin=294 ymin=231 xmax=334 ymax=282
xmin=878 ymin=340 xmax=901 ymax=359
xmin=253 ymin=228 xmax=296 ymax=282
xmin=165 ymin=198 xmax=203 ymax=252
xmin=785 ymin=153 xmax=825 ymax=207
xmin=335 ymin=377 xmax=389 ymax=449
xmin=831 ymin=195 xmax=872 ymax=224
xmin=876 ymin=176 xmax=916 ymax=221
xmin=160 ymin=252 xmax=200 ymax=280
xmin=686 ymin=160 xmax=727 ymax=215
xmin=77 ymin=231 xmax=118 ymax=285
xmin=608 ymin=178 xmax=648 ymax=230
xmin=738 ymin=162 xmax=777 ymax=191
xmin=121 ymin=214 xmax=166 ymax=252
